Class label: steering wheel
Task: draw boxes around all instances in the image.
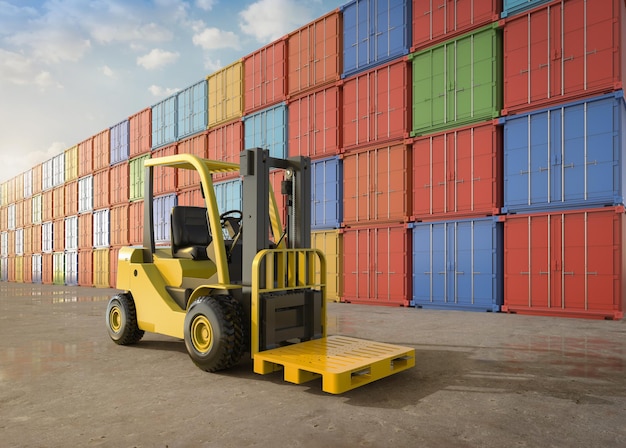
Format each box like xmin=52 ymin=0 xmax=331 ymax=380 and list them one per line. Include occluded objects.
xmin=219 ymin=210 xmax=243 ymax=238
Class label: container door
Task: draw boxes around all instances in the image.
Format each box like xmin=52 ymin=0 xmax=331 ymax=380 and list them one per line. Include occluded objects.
xmin=452 ymin=35 xmax=472 ymax=123
xmin=530 ymin=112 xmax=550 ymax=206
xmin=586 ymin=210 xmax=620 ymax=312
xmin=446 ymin=222 xmax=459 ymax=304
xmin=530 ymin=215 xmax=551 ymax=308
xmin=559 ymin=212 xmax=587 ymax=310
xmin=432 ymin=223 xmax=447 ymax=303
xmin=585 ymin=0 xmax=618 ymax=93
xmin=412 ymin=224 xmax=433 ymax=304
xmin=412 ymin=0 xmax=446 ymax=47
xmin=584 ymin=97 xmax=617 ymax=203
xmin=529 ymin=8 xmax=550 ymax=104
xmin=504 ymin=116 xmax=530 ymax=209
xmin=432 ymin=135 xmax=447 ymax=216
xmin=454 ymin=221 xmax=473 ymax=307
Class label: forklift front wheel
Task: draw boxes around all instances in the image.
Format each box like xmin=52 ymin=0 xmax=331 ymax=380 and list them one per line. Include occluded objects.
xmin=106 ymin=294 xmax=144 ymax=345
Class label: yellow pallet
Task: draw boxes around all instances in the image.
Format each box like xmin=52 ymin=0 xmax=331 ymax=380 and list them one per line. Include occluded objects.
xmin=253 ymin=336 xmax=415 ymax=394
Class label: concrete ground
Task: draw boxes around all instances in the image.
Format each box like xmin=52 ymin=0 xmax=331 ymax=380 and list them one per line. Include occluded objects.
xmin=0 ymin=283 xmax=624 ymax=448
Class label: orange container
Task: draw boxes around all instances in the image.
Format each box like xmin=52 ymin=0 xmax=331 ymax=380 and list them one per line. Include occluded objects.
xmin=78 ymin=249 xmax=93 ymax=287
xmin=7 ymin=256 xmax=15 ymax=282
xmin=110 ymin=204 xmax=129 ymax=247
xmin=78 ymin=212 xmax=93 ymax=250
xmin=32 ymin=163 xmax=42 ymax=195
xmin=23 ymin=254 xmax=33 ymax=283
xmin=93 ymin=169 xmax=110 ymax=210
xmin=93 ymin=129 xmax=110 ymax=172
xmin=244 ymin=38 xmax=287 ymax=115
xmin=23 ymin=197 xmax=32 ymax=227
xmin=177 ymin=187 xmax=204 ymax=208
xmin=15 ymin=199 xmax=24 ymax=228
xmin=109 ymin=246 xmax=120 ymax=288
xmin=31 ymin=224 xmax=42 ymax=254
xmin=42 ymin=253 xmax=53 ymax=284
xmin=42 ymin=189 xmax=53 ymax=222
xmin=109 ymin=162 xmax=129 ymax=205
xmin=129 ymin=108 xmax=152 ymax=157
xmin=206 ymin=119 xmax=243 ymax=181
xmin=153 ymin=144 xmax=177 ymax=195
xmin=64 ymin=180 xmax=78 ymax=216
xmin=78 ymin=137 xmax=93 ymax=177
xmin=177 ymin=132 xmax=207 ymax=189
xmin=52 ymin=186 xmax=64 ymax=219
xmin=129 ymin=200 xmax=144 ymax=245
xmin=53 ymin=218 xmax=64 ymax=252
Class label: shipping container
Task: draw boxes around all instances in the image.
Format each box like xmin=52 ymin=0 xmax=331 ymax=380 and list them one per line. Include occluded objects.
xmin=311 ymin=229 xmax=343 ymax=302
xmin=64 ymin=180 xmax=78 ymax=216
xmin=206 ymin=119 xmax=243 ymax=180
xmin=110 ymin=246 xmax=120 ymax=289
xmin=0 ymin=181 xmax=7 ymax=206
xmin=244 ymin=38 xmax=287 ymax=115
xmin=52 ymin=153 xmax=65 ymax=187
xmin=53 ymin=252 xmax=64 ymax=285
xmin=6 ymin=256 xmax=15 ymax=282
xmin=503 ymin=92 xmax=626 ymax=213
xmin=153 ymin=144 xmax=177 ymax=195
xmin=11 ymin=202 xmax=20 ymax=229
xmin=13 ymin=174 xmax=24 ymax=202
xmin=42 ymin=221 xmax=53 ymax=253
xmin=93 ymin=169 xmax=110 ymax=209
xmin=78 ymin=212 xmax=93 ymax=250
xmin=31 ymin=163 xmax=42 ymax=195
xmin=78 ymin=175 xmax=93 ymax=214
xmin=23 ymin=254 xmax=32 ymax=283
xmin=154 ymin=194 xmax=177 ymax=244
xmin=42 ymin=190 xmax=53 ymax=222
xmin=78 ymin=249 xmax=93 ymax=287
xmin=412 ymin=0 xmax=500 ymax=52
xmin=14 ymin=228 xmax=23 ymax=256
xmin=288 ymin=10 xmax=341 ymax=96
xmin=214 ymin=179 xmax=242 ymax=215
xmin=52 ymin=186 xmax=64 ymax=220
xmin=207 ymin=60 xmax=244 ymax=128
xmin=503 ymin=0 xmax=624 ymax=114
xmin=31 ymin=194 xmax=42 ymax=224
xmin=502 ymin=0 xmax=552 ymax=18
xmin=342 ymin=0 xmax=411 ymax=77
xmin=342 ymin=224 xmax=412 ymax=306
xmin=129 ymin=201 xmax=144 ymax=245
xmin=411 ymin=23 xmax=503 ymax=136
xmin=31 ymin=224 xmax=42 ymax=254
xmin=53 ymin=218 xmax=64 ymax=252
xmin=6 ymin=230 xmax=14 ymax=256
xmin=177 ymin=79 xmax=208 ymax=139
xmin=64 ymin=145 xmax=78 ymax=181
xmin=23 ymin=169 xmax=32 ymax=198
xmin=23 ymin=225 xmax=32 ymax=255
xmin=93 ymin=248 xmax=109 ymax=288
xmin=177 ymin=187 xmax=204 ymax=208
xmin=42 ymin=253 xmax=53 ymax=284
xmin=32 ymin=253 xmax=42 ymax=284
xmin=65 ymin=216 xmax=78 ymax=251
xmin=129 ymin=154 xmax=150 ymax=201
xmin=65 ymin=250 xmax=78 ymax=286
xmin=413 ymin=121 xmax=502 ymax=221
xmin=0 ymin=256 xmax=7 ymax=281
xmin=42 ymin=158 xmax=54 ymax=191
xmin=152 ymin=95 xmax=177 ymax=149
xmin=110 ymin=119 xmax=130 ymax=165
xmin=288 ymin=84 xmax=341 ymax=159
xmin=110 ymin=204 xmax=129 ymax=247
xmin=129 ymin=108 xmax=152 ymax=157
xmin=412 ymin=217 xmax=503 ymax=311
xmin=0 ymin=208 xmax=6 ymax=232
xmin=109 ymin=161 xmax=129 ymax=205
xmin=311 ymin=157 xmax=343 ymax=229
xmin=503 ymin=207 xmax=625 ymax=319
xmin=177 ymin=132 xmax=207 ymax=190
xmin=15 ymin=255 xmax=23 ymax=283
xmin=78 ymin=137 xmax=93 ymax=177
xmin=343 ymin=142 xmax=411 ymax=225
xmin=22 ymin=198 xmax=31 ymax=227
xmin=93 ymin=209 xmax=110 ymax=248
xmin=0 ymin=232 xmax=7 ymax=257
xmin=243 ymin=103 xmax=288 ymax=160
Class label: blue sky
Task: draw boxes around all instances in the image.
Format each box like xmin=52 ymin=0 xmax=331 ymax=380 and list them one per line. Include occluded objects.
xmin=0 ymin=0 xmax=345 ymax=183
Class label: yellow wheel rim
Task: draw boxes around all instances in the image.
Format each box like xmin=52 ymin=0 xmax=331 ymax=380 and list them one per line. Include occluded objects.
xmin=191 ymin=316 xmax=213 ymax=353
xmin=109 ymin=306 xmax=122 ymax=332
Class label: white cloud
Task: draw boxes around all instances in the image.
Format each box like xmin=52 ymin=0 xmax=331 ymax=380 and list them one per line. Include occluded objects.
xmin=0 ymin=49 xmax=62 ymax=89
xmin=137 ymin=49 xmax=180 ymax=70
xmin=196 ymin=0 xmax=217 ymax=11
xmin=148 ymin=85 xmax=180 ymax=97
xmin=239 ymin=0 xmax=312 ymax=43
xmin=8 ymin=28 xmax=92 ymax=64
xmin=100 ymin=65 xmax=115 ymax=78
xmin=192 ymin=27 xmax=240 ymax=50
xmin=203 ymin=57 xmax=223 ymax=73
xmin=91 ymin=21 xmax=173 ymax=45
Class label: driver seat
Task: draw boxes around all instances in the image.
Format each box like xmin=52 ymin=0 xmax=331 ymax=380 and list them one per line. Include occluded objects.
xmin=170 ymin=206 xmax=211 ymax=260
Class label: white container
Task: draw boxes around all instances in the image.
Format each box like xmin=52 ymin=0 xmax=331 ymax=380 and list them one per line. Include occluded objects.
xmin=1 ymin=232 xmax=7 ymax=257
xmin=42 ymin=221 xmax=53 ymax=253
xmin=32 ymin=253 xmax=42 ymax=283
xmin=93 ymin=209 xmax=110 ymax=248
xmin=52 ymin=153 xmax=65 ymax=187
xmin=32 ymin=194 xmax=42 ymax=224
xmin=15 ymin=228 xmax=23 ymax=255
xmin=42 ymin=158 xmax=54 ymax=191
xmin=78 ymin=175 xmax=93 ymax=214
xmin=65 ymin=250 xmax=78 ymax=286
xmin=65 ymin=216 xmax=78 ymax=251
xmin=7 ymin=203 xmax=15 ymax=230
xmin=23 ymin=169 xmax=32 ymax=198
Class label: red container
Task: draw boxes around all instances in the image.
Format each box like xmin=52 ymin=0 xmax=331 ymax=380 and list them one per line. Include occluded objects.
xmin=93 ymin=129 xmax=110 ymax=172
xmin=288 ymin=10 xmax=341 ymax=97
xmin=129 ymin=108 xmax=152 ymax=158
xmin=177 ymin=132 xmax=207 ymax=190
xmin=207 ymin=119 xmax=243 ymax=181
xmin=177 ymin=187 xmax=204 ymax=208
xmin=78 ymin=249 xmax=93 ymax=287
xmin=129 ymin=200 xmax=144 ymax=245
xmin=342 ymin=59 xmax=410 ymax=151
xmin=93 ymin=169 xmax=110 ymax=210
xmin=110 ymin=246 xmax=120 ymax=288
xmin=412 ymin=121 xmax=502 ymax=221
xmin=42 ymin=253 xmax=53 ymax=284
xmin=153 ymin=144 xmax=177 ymax=195
xmin=503 ymin=0 xmax=624 ymax=115
xmin=342 ymin=224 xmax=411 ymax=306
xmin=31 ymin=224 xmax=42 ymax=254
xmin=42 ymin=190 xmax=53 ymax=222
xmin=23 ymin=254 xmax=32 ymax=283
xmin=78 ymin=137 xmax=93 ymax=177
xmin=288 ymin=84 xmax=341 ymax=159
xmin=110 ymin=204 xmax=129 ymax=247
xmin=412 ymin=0 xmax=500 ymax=52
xmin=64 ymin=180 xmax=78 ymax=216
xmin=503 ymin=207 xmax=625 ymax=320
xmin=244 ymin=38 xmax=287 ymax=115
xmin=109 ymin=161 xmax=129 ymax=205
xmin=32 ymin=163 xmax=42 ymax=195
xmin=342 ymin=141 xmax=411 ymax=226
xmin=53 ymin=218 xmax=64 ymax=252
xmin=52 ymin=186 xmax=64 ymax=220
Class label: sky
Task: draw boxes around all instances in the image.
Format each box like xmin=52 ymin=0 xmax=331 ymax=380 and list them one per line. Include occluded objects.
xmin=0 ymin=0 xmax=346 ymax=184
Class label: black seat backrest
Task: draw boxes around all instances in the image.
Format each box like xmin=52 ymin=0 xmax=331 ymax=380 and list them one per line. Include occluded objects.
xmin=170 ymin=206 xmax=211 ymax=260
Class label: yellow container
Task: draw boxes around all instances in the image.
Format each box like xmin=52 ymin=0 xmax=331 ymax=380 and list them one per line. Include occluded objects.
xmin=64 ymin=145 xmax=79 ymax=182
xmin=93 ymin=247 xmax=110 ymax=288
xmin=311 ymin=229 xmax=343 ymax=302
xmin=15 ymin=255 xmax=24 ymax=283
xmin=53 ymin=252 xmax=65 ymax=285
xmin=207 ymin=60 xmax=244 ymax=128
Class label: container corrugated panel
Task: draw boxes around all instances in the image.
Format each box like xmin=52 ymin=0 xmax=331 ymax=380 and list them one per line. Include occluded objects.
xmin=153 ymin=144 xmax=177 ymax=195
xmin=288 ymin=10 xmax=341 ymax=97
xmin=78 ymin=213 xmax=93 ymax=250
xmin=31 ymin=224 xmax=41 ymax=254
xmin=343 ymin=142 xmax=411 ymax=225
xmin=52 ymin=186 xmax=64 ymax=220
xmin=52 ymin=153 xmax=65 ymax=187
xmin=23 ymin=254 xmax=32 ymax=283
xmin=78 ymin=176 xmax=93 ymax=214
xmin=129 ymin=108 xmax=152 ymax=158
xmin=6 ymin=256 xmax=15 ymax=282
xmin=42 ymin=221 xmax=53 ymax=253
xmin=243 ymin=103 xmax=288 ymax=160
xmin=14 ymin=174 xmax=24 ymax=202
xmin=32 ymin=163 xmax=42 ymax=195
xmin=207 ymin=60 xmax=244 ymax=128
xmin=32 ymin=253 xmax=42 ymax=284
xmin=110 ymin=119 xmax=130 ymax=165
xmin=42 ymin=190 xmax=53 ymax=222
xmin=0 ymin=182 xmax=7 ymax=207
xmin=7 ymin=230 xmax=15 ymax=256
xmin=15 ymin=255 xmax=23 ymax=283
xmin=23 ymin=225 xmax=32 ymax=255
xmin=410 ymin=23 xmax=503 ymax=136
xmin=288 ymin=84 xmax=341 ymax=159
xmin=52 ymin=218 xmax=64 ymax=252
xmin=93 ymin=129 xmax=111 ymax=172
xmin=244 ymin=38 xmax=287 ymax=115
xmin=342 ymin=59 xmax=410 ymax=150
xmin=0 ymin=209 xmax=6 ymax=233
xmin=177 ymin=79 xmax=208 ymax=139
xmin=177 ymin=132 xmax=207 ymax=189
xmin=0 ymin=256 xmax=7 ymax=281
xmin=412 ymin=0 xmax=501 ymax=52
xmin=412 ymin=217 xmax=503 ymax=312
xmin=23 ymin=169 xmax=32 ymax=199
xmin=129 ymin=154 xmax=150 ymax=201
xmin=311 ymin=157 xmax=342 ymax=229
xmin=207 ymin=119 xmax=243 ymax=181
xmin=78 ymin=137 xmax=93 ymax=178
xmin=503 ymin=92 xmax=626 ymax=213
xmin=41 ymin=253 xmax=53 ymax=284
xmin=129 ymin=201 xmax=144 ymax=245
xmin=342 ymin=224 xmax=412 ymax=306
xmin=503 ymin=207 xmax=625 ymax=319
xmin=65 ymin=216 xmax=78 ymax=251
xmin=23 ymin=198 xmax=31 ymax=227
xmin=109 ymin=246 xmax=120 ymax=289
xmin=53 ymin=252 xmax=64 ymax=285
xmin=503 ymin=0 xmax=624 ymax=114
xmin=64 ymin=180 xmax=78 ymax=217
xmin=110 ymin=204 xmax=129 ymax=247
xmin=501 ymin=0 xmax=559 ymax=19
xmin=311 ymin=229 xmax=343 ymax=302
xmin=154 ymin=194 xmax=177 ymax=244
xmin=13 ymin=201 xmax=22 ymax=229
xmin=93 ymin=209 xmax=110 ymax=248
xmin=152 ymin=95 xmax=177 ymax=149
xmin=0 ymin=232 xmax=7 ymax=257
xmin=412 ymin=121 xmax=502 ymax=221
xmin=93 ymin=248 xmax=109 ymax=288
xmin=42 ymin=158 xmax=54 ymax=191
xmin=31 ymin=194 xmax=42 ymax=224
xmin=64 ymin=145 xmax=78 ymax=181
xmin=78 ymin=249 xmax=93 ymax=287
xmin=214 ymin=179 xmax=242 ymax=215
xmin=14 ymin=228 xmax=23 ymax=255
xmin=64 ymin=250 xmax=78 ymax=286
xmin=177 ymin=188 xmax=204 ymax=208
xmin=109 ymin=161 xmax=129 ymax=205
xmin=341 ymin=0 xmax=411 ymax=77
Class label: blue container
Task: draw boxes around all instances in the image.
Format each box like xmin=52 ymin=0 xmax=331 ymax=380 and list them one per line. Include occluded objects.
xmin=110 ymin=119 xmax=130 ymax=165
xmin=502 ymin=91 xmax=626 ymax=214
xmin=311 ymin=157 xmax=342 ymax=229
xmin=177 ymin=80 xmax=208 ymax=139
xmin=412 ymin=217 xmax=503 ymax=312
xmin=341 ymin=0 xmax=411 ymax=78
xmin=152 ymin=95 xmax=177 ymax=149
xmin=243 ymin=103 xmax=287 ymax=160
xmin=153 ymin=193 xmax=177 ymax=243
xmin=214 ymin=179 xmax=243 ymax=215
xmin=501 ymin=0 xmax=552 ymax=18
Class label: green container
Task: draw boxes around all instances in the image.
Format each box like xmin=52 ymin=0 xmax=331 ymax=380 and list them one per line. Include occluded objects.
xmin=53 ymin=252 xmax=65 ymax=285
xmin=129 ymin=154 xmax=150 ymax=201
xmin=410 ymin=23 xmax=502 ymax=137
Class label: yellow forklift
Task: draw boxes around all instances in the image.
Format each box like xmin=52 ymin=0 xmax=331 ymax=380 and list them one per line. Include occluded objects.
xmin=105 ymin=149 xmax=414 ymax=393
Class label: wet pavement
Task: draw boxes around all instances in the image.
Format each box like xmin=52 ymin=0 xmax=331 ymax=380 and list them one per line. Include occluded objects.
xmin=0 ymin=282 xmax=625 ymax=447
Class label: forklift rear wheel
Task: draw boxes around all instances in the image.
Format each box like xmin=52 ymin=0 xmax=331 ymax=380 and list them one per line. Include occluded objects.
xmin=106 ymin=293 xmax=144 ymax=345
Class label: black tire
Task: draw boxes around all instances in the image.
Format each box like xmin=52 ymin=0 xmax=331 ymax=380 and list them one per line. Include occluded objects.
xmin=184 ymin=296 xmax=245 ymax=372
xmin=106 ymin=293 xmax=144 ymax=345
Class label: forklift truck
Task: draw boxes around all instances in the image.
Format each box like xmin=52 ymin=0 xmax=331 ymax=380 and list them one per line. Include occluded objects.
xmin=105 ymin=149 xmax=414 ymax=393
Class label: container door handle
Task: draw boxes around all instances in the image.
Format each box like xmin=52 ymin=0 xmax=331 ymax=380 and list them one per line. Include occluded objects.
xmin=538 ymin=63 xmax=549 ymax=69
xmin=563 ymin=56 xmax=574 ymax=62
xmin=520 ymin=271 xmax=530 ymax=275
xmin=520 ymin=69 xmax=530 ymax=74
xmin=586 ymin=49 xmax=597 ymax=56
xmin=563 ymin=271 xmax=575 ymax=276
xmin=455 ymin=271 xmax=464 ymax=275
xmin=538 ymin=166 xmax=549 ymax=172
xmin=520 ymin=169 xmax=530 ymax=175
xmin=437 ymin=271 xmax=446 ymax=275
xmin=455 ymin=178 xmax=465 ymax=184
xmin=586 ymin=160 xmax=597 ymax=166
xmin=563 ymin=163 xmax=574 ymax=169
xmin=539 ymin=271 xmax=549 ymax=275
xmin=586 ymin=271 xmax=598 ymax=276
